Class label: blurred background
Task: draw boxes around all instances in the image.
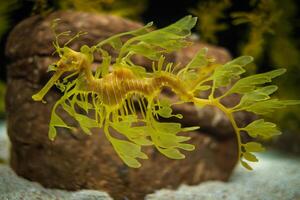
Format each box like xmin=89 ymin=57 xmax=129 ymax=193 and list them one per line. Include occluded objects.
xmin=0 ymin=0 xmax=299 ymax=153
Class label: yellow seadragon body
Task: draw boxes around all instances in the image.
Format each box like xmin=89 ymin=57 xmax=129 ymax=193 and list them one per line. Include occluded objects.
xmin=32 ymin=16 xmax=299 ymax=169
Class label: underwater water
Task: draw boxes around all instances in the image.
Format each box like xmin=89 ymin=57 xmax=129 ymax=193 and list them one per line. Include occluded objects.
xmin=0 ymin=1 xmax=299 ymax=199
xmin=0 ymin=121 xmax=299 ymax=200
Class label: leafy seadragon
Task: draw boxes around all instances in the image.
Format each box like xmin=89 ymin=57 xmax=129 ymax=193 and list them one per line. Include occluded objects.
xmin=32 ymin=16 xmax=299 ymax=169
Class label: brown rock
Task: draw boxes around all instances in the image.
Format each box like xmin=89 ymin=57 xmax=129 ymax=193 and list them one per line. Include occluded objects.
xmin=6 ymin=11 xmax=239 ymax=200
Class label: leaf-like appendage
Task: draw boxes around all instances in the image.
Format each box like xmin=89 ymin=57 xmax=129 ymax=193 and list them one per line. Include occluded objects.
xmin=157 ymin=148 xmax=185 ymax=159
xmin=236 ymin=85 xmax=278 ymax=108
xmin=227 ymin=68 xmax=286 ymax=94
xmin=75 ymin=98 xmax=93 ymax=113
xmin=149 ymin=120 xmax=195 ymax=158
xmin=186 ymin=48 xmax=208 ymax=69
xmin=243 ymin=142 xmax=265 ymax=152
xmin=242 ymin=119 xmax=281 ymax=138
xmin=128 ymin=42 xmax=161 ymax=60
xmin=61 ymin=101 xmax=98 ymax=135
xmin=122 ymin=15 xmax=197 ymax=59
xmin=110 ymin=138 xmax=148 ymax=168
xmin=241 ymin=160 xmax=253 ymax=170
xmin=195 ymin=85 xmax=211 ymax=91
xmin=49 ymin=111 xmax=72 ymax=140
xmin=111 ymin=115 xmax=152 ymax=146
xmin=243 ymin=152 xmax=258 ymax=162
xmin=155 ymin=98 xmax=183 ymax=119
xmin=109 ymin=37 xmax=123 ymax=50
xmin=212 ymin=56 xmax=252 ymax=88
xmin=244 ymin=99 xmax=300 ymax=115
xmin=95 ymin=49 xmax=111 ymax=77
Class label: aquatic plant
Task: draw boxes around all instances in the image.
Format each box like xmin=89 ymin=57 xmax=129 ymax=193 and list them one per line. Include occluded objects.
xmin=191 ymin=0 xmax=231 ymax=44
xmin=0 ymin=0 xmax=19 ymax=39
xmin=232 ymin=0 xmax=300 ymax=138
xmin=268 ymin=0 xmax=300 ymax=132
xmin=232 ymin=0 xmax=299 ymax=68
xmin=231 ymin=0 xmax=279 ymax=61
xmin=32 ymin=0 xmax=146 ymax=19
xmin=32 ymin=16 xmax=299 ymax=169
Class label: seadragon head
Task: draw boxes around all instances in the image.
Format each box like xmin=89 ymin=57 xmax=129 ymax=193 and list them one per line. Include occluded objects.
xmin=54 ymin=45 xmax=95 ymax=72
xmin=32 ymin=18 xmax=93 ymax=102
xmin=32 ymin=29 xmax=93 ymax=103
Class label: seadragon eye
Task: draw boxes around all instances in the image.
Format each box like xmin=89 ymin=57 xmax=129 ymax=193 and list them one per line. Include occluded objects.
xmin=47 ymin=64 xmax=58 ymax=72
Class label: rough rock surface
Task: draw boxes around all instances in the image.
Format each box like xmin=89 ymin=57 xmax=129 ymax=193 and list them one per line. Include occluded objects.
xmin=146 ymin=152 xmax=300 ymax=200
xmin=5 ymin=11 xmax=247 ymax=200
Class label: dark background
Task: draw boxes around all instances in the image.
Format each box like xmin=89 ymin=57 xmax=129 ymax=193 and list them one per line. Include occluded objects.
xmin=1 ymin=0 xmax=300 ymax=81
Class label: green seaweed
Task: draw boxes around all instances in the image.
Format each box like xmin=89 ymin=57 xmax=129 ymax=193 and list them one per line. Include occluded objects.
xmin=191 ymin=0 xmax=231 ymax=44
xmin=232 ymin=0 xmax=300 ymax=140
xmin=32 ymin=0 xmax=146 ymax=19
xmin=0 ymin=0 xmax=19 ymax=39
xmin=231 ymin=0 xmax=279 ymax=61
xmin=32 ymin=16 xmax=299 ymax=169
